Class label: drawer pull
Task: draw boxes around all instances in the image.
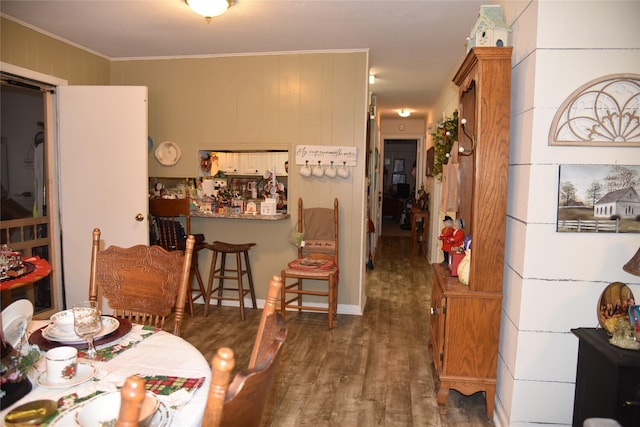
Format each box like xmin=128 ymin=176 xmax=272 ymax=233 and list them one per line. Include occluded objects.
xmin=623 ymin=400 xmax=640 ymax=407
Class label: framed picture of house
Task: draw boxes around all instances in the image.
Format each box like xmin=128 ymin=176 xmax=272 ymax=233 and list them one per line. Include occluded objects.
xmin=557 ymin=164 xmax=640 ymax=233
xmin=392 ymin=173 xmax=406 ymax=184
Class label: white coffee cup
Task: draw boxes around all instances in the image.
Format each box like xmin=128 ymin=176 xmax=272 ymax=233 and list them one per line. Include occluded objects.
xmin=337 ymin=163 xmax=350 ymax=178
xmin=46 ymin=346 xmax=78 ymax=383
xmin=299 ymin=161 xmax=311 ymax=177
xmin=325 ymin=161 xmax=337 ymax=178
xmin=312 ymin=161 xmax=324 ymax=178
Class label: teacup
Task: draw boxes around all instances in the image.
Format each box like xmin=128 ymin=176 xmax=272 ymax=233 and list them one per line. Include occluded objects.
xmin=46 ymin=346 xmax=78 ymax=383
xmin=337 ymin=163 xmax=350 ymax=178
xmin=51 ymin=309 xmax=75 ymax=334
xmin=312 ymin=162 xmax=324 ymax=178
xmin=299 ymin=161 xmax=311 ymax=177
xmin=325 ymin=162 xmax=337 ymax=178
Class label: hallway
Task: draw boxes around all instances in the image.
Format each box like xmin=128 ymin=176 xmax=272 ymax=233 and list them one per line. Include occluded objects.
xmin=176 ymin=234 xmax=493 ymax=426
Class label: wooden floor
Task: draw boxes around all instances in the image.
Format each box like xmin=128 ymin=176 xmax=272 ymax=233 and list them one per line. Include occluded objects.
xmin=173 ymin=235 xmax=494 ymax=426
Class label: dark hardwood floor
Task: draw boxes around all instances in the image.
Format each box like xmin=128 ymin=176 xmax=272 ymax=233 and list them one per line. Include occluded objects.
xmin=173 ymin=233 xmax=493 ymax=426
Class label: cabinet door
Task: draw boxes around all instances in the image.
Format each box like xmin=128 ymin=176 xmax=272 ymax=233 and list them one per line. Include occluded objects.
xmin=242 ymin=152 xmax=261 ymax=175
xmin=430 ymin=276 xmax=446 ymax=373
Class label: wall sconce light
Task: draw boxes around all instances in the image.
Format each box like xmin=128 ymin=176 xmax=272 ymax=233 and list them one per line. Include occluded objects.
xmin=398 ymin=109 xmax=411 ymax=118
xmin=369 ymin=74 xmax=376 ymax=85
xmin=187 ymin=0 xmax=234 ymax=22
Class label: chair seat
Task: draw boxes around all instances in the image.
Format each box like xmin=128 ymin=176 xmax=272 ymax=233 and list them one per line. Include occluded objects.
xmin=207 ymin=241 xmax=256 ymax=253
xmin=176 ymin=233 xmax=206 ymax=250
xmin=282 ymin=266 xmax=337 ymax=279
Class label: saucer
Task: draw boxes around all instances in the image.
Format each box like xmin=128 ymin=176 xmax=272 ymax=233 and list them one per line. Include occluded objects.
xmin=42 ymin=316 xmax=119 ymax=343
xmin=37 ymin=363 xmax=96 ymax=388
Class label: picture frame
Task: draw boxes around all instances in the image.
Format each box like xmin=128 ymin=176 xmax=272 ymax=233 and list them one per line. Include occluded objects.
xmin=556 ymin=164 xmax=640 ymax=233
xmin=392 ymin=173 xmax=406 ymax=184
xmin=426 ymin=147 xmax=435 ymax=177
xmin=393 ymin=159 xmax=404 ymax=173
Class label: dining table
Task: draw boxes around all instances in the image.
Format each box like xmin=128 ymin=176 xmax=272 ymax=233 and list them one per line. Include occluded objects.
xmin=1 ymin=318 xmax=211 ymax=426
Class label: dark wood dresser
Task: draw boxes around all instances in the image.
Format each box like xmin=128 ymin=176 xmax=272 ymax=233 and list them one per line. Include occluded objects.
xmin=572 ymin=328 xmax=640 ymax=427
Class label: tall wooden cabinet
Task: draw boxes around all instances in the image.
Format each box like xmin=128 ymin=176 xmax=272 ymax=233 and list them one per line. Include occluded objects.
xmin=429 ymin=47 xmax=512 ymax=418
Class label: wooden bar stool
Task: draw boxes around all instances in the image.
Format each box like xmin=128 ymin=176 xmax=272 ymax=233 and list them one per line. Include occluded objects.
xmin=204 ymin=241 xmax=257 ymax=320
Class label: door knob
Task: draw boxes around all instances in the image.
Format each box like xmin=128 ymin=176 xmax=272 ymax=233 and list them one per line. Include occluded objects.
xmin=135 ymin=213 xmax=144 ymax=222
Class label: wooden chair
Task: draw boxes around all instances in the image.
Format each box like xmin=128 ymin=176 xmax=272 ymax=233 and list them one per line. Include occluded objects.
xmin=202 ymin=275 xmax=287 ymax=427
xmin=149 ymin=195 xmax=208 ymax=316
xmin=89 ymin=228 xmax=194 ymax=336
xmin=281 ymin=197 xmax=339 ymax=328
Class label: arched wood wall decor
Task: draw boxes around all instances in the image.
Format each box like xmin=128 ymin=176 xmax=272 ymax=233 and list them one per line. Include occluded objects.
xmin=549 ymin=74 xmax=640 ymax=146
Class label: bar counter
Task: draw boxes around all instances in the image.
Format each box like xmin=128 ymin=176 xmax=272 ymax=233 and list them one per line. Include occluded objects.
xmin=191 ymin=210 xmax=290 ymax=220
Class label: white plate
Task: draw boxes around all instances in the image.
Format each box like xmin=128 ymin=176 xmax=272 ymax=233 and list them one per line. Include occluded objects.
xmin=155 ymin=141 xmax=181 ymax=166
xmin=37 ymin=363 xmax=97 ymax=388
xmin=48 ymin=393 xmax=172 ymax=427
xmin=1 ymin=299 xmax=34 ymax=348
xmin=42 ymin=316 xmax=119 ymax=343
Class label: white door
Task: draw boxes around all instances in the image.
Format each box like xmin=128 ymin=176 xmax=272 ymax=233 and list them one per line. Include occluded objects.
xmin=58 ymin=86 xmax=149 ymax=312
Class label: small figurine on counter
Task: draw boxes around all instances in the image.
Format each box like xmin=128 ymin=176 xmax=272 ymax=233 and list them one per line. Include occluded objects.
xmin=448 ymin=218 xmax=466 ymax=252
xmin=438 ymin=216 xmax=454 ymax=266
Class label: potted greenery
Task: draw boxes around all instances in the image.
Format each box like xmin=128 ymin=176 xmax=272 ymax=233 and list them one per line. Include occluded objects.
xmin=1 ymin=336 xmax=42 ymax=407
xmin=431 ymin=111 xmax=458 ymax=181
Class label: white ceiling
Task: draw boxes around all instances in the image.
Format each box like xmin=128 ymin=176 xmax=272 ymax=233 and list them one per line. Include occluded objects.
xmin=1 ymin=0 xmax=489 ymax=120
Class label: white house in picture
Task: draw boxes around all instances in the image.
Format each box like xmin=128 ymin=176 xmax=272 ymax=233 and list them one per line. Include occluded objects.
xmin=594 ymin=187 xmax=640 ymax=218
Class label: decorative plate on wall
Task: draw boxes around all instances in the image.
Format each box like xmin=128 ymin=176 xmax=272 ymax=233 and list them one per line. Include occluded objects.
xmin=155 ymin=141 xmax=181 ymax=166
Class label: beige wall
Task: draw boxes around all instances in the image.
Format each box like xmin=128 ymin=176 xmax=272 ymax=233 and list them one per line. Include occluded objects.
xmin=110 ymin=52 xmax=368 ymax=311
xmin=1 ymin=17 xmax=110 ymax=85
xmin=2 ymin=16 xmax=369 ymax=312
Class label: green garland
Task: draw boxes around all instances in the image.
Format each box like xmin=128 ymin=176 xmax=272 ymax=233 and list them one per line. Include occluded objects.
xmin=431 ymin=111 xmax=458 ymax=180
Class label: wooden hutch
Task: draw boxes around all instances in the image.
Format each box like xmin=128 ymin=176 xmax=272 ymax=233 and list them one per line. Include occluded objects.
xmin=429 ymin=46 xmax=512 ymax=418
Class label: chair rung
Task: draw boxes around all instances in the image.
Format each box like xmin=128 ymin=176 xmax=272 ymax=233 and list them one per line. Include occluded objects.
xmin=283 ymin=288 xmax=329 ymax=297
xmin=208 ymin=295 xmax=247 ymax=302
xmin=209 ymin=289 xmax=253 ymax=296
xmin=283 ymin=303 xmax=329 ymax=312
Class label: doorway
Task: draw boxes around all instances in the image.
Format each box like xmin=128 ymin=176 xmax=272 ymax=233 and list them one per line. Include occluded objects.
xmin=381 ymin=139 xmax=417 ymax=237
xmin=1 ymin=75 xmax=56 ymax=316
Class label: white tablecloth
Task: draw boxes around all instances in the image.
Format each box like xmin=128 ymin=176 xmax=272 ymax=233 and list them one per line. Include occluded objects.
xmin=1 ymin=320 xmax=211 ymax=426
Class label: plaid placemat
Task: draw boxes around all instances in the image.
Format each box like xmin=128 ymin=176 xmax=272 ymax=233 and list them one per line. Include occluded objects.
xmin=77 ymin=325 xmax=160 ymax=361
xmin=142 ymin=375 xmax=206 ymax=396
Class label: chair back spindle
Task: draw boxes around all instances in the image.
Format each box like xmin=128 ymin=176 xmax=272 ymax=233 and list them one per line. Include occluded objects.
xmin=117 ymin=375 xmax=146 ymax=427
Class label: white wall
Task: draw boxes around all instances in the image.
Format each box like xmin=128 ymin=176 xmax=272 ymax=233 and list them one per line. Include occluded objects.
xmin=496 ymin=1 xmax=640 ymax=426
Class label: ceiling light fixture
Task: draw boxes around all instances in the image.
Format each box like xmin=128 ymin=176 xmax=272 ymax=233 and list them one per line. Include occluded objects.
xmin=398 ymin=109 xmax=411 ymax=118
xmin=187 ymin=0 xmax=233 ymax=22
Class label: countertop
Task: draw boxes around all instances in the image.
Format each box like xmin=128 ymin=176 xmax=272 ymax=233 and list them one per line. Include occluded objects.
xmin=191 ymin=210 xmax=290 ymax=220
